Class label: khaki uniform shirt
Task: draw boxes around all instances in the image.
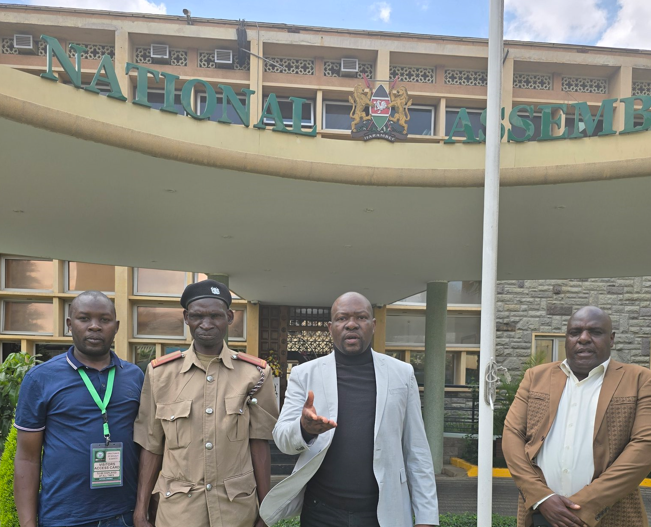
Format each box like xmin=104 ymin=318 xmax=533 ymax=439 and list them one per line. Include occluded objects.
xmin=134 ymin=342 xmax=279 ymax=527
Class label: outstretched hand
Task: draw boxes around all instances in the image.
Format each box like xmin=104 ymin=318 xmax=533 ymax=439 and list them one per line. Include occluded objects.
xmin=300 ymin=391 xmax=337 ymax=435
xmin=538 ymin=495 xmax=585 ymax=527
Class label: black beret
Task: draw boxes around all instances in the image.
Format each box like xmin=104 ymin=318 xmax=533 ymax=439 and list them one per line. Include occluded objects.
xmin=181 ymin=280 xmax=232 ymax=309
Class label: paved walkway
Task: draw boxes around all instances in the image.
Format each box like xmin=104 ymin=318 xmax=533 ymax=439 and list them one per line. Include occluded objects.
xmin=274 ymin=470 xmax=651 ymax=521
xmin=435 ymin=471 xmax=651 ymax=521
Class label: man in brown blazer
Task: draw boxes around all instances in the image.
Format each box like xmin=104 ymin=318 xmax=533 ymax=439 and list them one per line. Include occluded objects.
xmin=503 ymin=306 xmax=651 ymax=527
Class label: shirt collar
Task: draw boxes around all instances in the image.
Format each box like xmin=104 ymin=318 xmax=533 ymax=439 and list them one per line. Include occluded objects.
xmin=180 ymin=341 xmax=234 ymax=373
xmin=560 ymin=357 xmax=610 ymax=384
xmin=65 ymin=346 xmax=122 ymax=371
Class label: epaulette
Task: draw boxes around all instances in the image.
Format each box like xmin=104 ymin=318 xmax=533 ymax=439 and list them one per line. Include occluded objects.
xmin=151 ymin=351 xmax=184 ymax=368
xmin=234 ymin=352 xmax=267 ymax=369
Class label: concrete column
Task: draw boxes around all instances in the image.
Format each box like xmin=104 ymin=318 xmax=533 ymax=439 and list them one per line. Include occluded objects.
xmin=249 ymin=39 xmax=264 ymax=125
xmin=207 ymin=274 xmax=229 ymax=343
xmin=501 ymin=57 xmax=514 ymax=142
xmin=423 ymin=281 xmax=447 ymax=474
xmin=376 ymin=48 xmax=390 ymax=84
xmin=114 ymin=266 xmax=131 ymax=361
xmin=246 ymin=302 xmax=260 ymax=357
xmin=114 ymin=29 xmax=131 ymax=102
xmin=612 ymin=65 xmax=633 ymax=132
xmin=372 ymin=305 xmax=386 ymax=353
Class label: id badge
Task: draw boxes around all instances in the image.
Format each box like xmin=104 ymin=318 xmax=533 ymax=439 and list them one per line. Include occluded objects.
xmin=90 ymin=442 xmax=123 ymax=489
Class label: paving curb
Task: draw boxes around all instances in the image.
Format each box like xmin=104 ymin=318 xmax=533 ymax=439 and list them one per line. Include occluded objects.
xmin=450 ymin=457 xmax=651 ymax=487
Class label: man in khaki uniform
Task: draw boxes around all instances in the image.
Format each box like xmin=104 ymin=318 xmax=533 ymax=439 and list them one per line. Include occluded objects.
xmin=133 ymin=280 xmax=278 ymax=527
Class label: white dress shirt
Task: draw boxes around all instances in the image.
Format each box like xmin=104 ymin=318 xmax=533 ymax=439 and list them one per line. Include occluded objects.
xmin=534 ymin=358 xmax=610 ymax=507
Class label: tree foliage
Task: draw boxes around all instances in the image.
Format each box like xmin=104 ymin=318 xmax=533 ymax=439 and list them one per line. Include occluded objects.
xmin=0 ymin=426 xmax=18 ymax=527
xmin=0 ymin=352 xmax=38 ymax=452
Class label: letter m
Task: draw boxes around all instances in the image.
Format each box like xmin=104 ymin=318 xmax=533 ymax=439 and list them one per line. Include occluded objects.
xmin=40 ymin=34 xmax=87 ymax=87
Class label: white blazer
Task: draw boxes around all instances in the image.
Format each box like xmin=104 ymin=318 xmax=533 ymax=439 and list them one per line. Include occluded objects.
xmin=260 ymin=350 xmax=439 ymax=527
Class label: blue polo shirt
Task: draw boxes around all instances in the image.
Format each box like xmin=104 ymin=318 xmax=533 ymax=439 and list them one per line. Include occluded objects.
xmin=14 ymin=348 xmax=144 ymax=527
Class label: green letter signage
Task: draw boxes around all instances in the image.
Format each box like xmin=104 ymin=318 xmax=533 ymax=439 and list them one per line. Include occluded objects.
xmin=478 ymin=107 xmax=505 ymax=142
xmin=288 ymin=97 xmax=317 ymax=137
xmin=444 ymin=108 xmax=478 ymax=143
xmin=181 ymin=79 xmax=216 ymax=120
xmin=569 ymin=99 xmax=617 ymax=138
xmin=40 ymin=35 xmax=86 ymax=87
xmin=160 ymin=72 xmax=180 ymax=114
xmin=507 ymin=105 xmax=535 ymax=142
xmin=620 ymin=96 xmax=651 ymax=134
xmin=538 ymin=104 xmax=568 ymax=141
xmin=254 ymin=93 xmax=288 ymax=132
xmin=125 ymin=63 xmax=160 ymax=108
xmin=218 ymin=85 xmax=253 ymax=127
xmin=85 ymin=55 xmax=126 ymax=101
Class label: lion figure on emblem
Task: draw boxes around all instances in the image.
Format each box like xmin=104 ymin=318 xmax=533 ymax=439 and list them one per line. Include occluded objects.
xmin=389 ymin=86 xmax=412 ymax=134
xmin=349 ymin=84 xmax=372 ymax=131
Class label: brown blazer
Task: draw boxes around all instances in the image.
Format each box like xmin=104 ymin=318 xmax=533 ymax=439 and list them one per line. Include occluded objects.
xmin=503 ymin=360 xmax=651 ymax=527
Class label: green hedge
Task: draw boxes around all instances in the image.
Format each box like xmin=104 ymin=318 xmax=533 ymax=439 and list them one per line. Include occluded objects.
xmin=0 ymin=426 xmax=18 ymax=527
xmin=272 ymin=513 xmax=517 ymax=526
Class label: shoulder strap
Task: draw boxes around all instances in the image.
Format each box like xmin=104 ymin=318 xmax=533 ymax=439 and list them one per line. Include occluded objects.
xmin=235 ymin=352 xmax=267 ymax=369
xmin=151 ymin=350 xmax=184 ymax=368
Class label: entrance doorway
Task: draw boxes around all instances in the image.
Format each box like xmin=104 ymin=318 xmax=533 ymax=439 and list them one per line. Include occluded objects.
xmin=259 ymin=306 xmax=332 ymax=406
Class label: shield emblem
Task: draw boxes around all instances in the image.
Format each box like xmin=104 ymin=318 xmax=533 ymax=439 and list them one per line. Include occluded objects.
xmin=370 ymin=85 xmax=391 ymax=130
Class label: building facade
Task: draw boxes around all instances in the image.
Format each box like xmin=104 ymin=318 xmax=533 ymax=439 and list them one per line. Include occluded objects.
xmin=2 ymin=6 xmax=651 ymax=433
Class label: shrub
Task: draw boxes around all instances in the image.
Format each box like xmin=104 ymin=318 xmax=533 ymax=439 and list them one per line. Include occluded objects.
xmin=493 ymin=350 xmax=547 ymax=437
xmin=0 ymin=426 xmax=18 ymax=527
xmin=440 ymin=512 xmax=517 ymax=526
xmin=0 ymin=352 xmax=39 ymax=452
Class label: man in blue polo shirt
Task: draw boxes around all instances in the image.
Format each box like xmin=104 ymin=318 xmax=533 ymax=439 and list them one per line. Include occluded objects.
xmin=13 ymin=290 xmax=144 ymax=527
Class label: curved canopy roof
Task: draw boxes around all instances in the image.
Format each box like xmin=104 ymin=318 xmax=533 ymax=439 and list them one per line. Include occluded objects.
xmin=2 ymin=66 xmax=651 ymax=305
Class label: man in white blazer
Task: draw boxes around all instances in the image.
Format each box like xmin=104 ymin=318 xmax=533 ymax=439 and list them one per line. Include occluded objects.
xmin=260 ymin=292 xmax=439 ymax=527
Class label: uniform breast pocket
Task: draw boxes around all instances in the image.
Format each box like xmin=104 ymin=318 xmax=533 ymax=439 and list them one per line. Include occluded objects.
xmin=225 ymin=394 xmax=250 ymax=441
xmin=156 ymin=400 xmax=192 ymax=449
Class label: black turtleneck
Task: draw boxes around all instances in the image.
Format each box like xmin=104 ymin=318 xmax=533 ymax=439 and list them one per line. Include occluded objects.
xmin=304 ymin=347 xmax=379 ymax=512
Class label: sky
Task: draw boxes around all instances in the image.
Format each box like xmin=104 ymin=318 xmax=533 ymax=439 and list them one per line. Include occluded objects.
xmin=10 ymin=0 xmax=651 ymax=50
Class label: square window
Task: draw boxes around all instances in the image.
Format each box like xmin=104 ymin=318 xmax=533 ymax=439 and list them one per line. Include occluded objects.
xmin=229 ymin=308 xmax=246 ymax=341
xmin=134 ymin=269 xmax=187 ymax=296
xmin=2 ymin=301 xmax=54 ymax=334
xmin=447 ymin=281 xmax=481 ymax=306
xmin=196 ymin=92 xmax=246 ymax=124
xmin=464 ymin=352 xmax=479 ymax=385
xmin=132 ymin=344 xmax=156 ymax=368
xmin=66 ymin=262 xmax=115 ymax=293
xmin=386 ymin=314 xmax=425 ymax=346
xmin=534 ymin=335 xmax=566 ymax=362
xmin=406 ymin=106 xmax=435 ymax=136
xmin=35 ymin=343 xmax=70 ymax=362
xmin=447 ymin=315 xmax=481 ymax=346
xmin=263 ymin=97 xmax=314 ymax=127
xmin=145 ymin=90 xmax=186 ymax=115
xmin=2 ymin=257 xmax=53 ymax=291
xmin=134 ymin=305 xmax=185 ymax=338
xmin=1 ymin=341 xmax=21 ymax=362
xmin=323 ymin=101 xmax=353 ymax=130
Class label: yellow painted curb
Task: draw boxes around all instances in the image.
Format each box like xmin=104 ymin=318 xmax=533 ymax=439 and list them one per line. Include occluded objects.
xmin=451 ymin=458 xmax=651 ymax=488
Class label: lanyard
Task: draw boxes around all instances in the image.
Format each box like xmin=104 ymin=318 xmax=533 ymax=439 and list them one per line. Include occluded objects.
xmin=78 ymin=367 xmax=116 ymax=446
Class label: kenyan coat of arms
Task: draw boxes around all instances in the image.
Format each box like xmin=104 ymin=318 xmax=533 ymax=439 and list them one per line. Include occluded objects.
xmin=349 ymin=75 xmax=413 ymax=142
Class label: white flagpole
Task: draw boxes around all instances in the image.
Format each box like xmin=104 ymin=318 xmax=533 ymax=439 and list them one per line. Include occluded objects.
xmin=477 ymin=0 xmax=504 ymax=525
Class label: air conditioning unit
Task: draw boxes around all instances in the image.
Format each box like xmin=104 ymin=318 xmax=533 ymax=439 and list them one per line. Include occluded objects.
xmin=340 ymin=58 xmax=359 ymax=76
xmin=150 ymin=43 xmax=170 ymax=64
xmin=13 ymin=34 xmax=37 ymax=54
xmin=214 ymin=49 xmax=233 ymax=66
